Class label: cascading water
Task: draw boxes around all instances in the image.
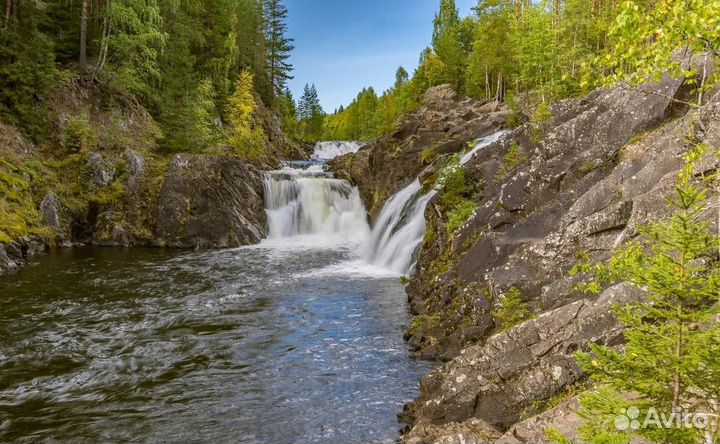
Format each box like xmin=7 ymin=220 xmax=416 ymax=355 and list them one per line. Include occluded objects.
xmin=364 ymin=180 xmax=436 ymax=274
xmin=311 ymin=141 xmax=365 ymax=161
xmin=262 ymin=141 xmax=370 ymax=245
xmin=365 ymin=130 xmax=509 ymax=274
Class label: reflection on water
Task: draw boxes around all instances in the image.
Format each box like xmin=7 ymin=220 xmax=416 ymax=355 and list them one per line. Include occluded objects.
xmin=0 ymin=245 xmax=429 ymax=444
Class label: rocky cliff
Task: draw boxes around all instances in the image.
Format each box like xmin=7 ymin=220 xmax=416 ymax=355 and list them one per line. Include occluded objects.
xmin=331 ymin=85 xmax=511 ymax=218
xmin=0 ymin=79 xmax=289 ymax=274
xmin=330 ymin=78 xmax=718 ymax=442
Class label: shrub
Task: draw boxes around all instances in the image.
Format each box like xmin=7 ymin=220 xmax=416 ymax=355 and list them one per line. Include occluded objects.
xmin=62 ymin=110 xmax=98 ymax=153
xmin=446 ymin=198 xmax=476 ymax=235
xmin=491 ymin=287 xmax=534 ymax=331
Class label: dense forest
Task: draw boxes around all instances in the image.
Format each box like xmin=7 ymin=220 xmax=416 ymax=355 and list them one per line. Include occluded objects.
xmin=0 ymin=0 xmax=300 ymax=154
xmin=323 ymin=0 xmax=719 ymax=141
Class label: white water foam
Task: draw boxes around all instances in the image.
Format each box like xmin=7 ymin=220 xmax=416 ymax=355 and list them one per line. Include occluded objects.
xmin=311 ymin=141 xmax=364 ymax=161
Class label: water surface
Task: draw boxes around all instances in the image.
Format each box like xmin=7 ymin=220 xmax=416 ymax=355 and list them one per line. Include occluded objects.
xmin=0 ymin=244 xmax=428 ymax=444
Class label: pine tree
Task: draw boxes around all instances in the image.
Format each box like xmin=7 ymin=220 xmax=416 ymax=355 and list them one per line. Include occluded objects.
xmin=576 ymin=146 xmax=720 ymax=443
xmin=432 ymin=0 xmax=465 ymax=91
xmin=264 ymin=0 xmax=294 ymax=103
xmin=297 ymin=83 xmax=323 ymax=140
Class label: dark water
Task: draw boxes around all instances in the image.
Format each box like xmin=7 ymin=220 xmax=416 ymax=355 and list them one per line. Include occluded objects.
xmin=0 ymin=245 xmax=429 ymax=443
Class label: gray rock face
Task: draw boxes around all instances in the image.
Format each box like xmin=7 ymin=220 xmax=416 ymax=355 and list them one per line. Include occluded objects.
xmin=330 ymin=84 xmax=510 ymax=218
xmin=496 ymin=396 xmax=581 ymax=444
xmin=88 ymin=151 xmax=116 ymax=187
xmin=39 ymin=192 xmax=61 ymax=227
xmin=402 ymin=284 xmax=642 ymax=436
xmin=124 ymin=149 xmax=145 ymax=192
xmin=0 ymin=236 xmax=48 ymax=275
xmin=398 ymin=80 xmax=720 ymax=441
xmin=406 ymin=77 xmax=717 ymax=361
xmin=155 ymin=154 xmax=266 ymax=248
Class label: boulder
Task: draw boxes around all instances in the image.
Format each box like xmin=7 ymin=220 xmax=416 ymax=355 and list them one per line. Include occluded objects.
xmin=155 ymin=154 xmax=266 ymax=248
xmin=0 ymin=236 xmax=48 ymax=275
xmin=88 ymin=151 xmax=116 ymax=187
xmin=402 ymin=284 xmax=643 ymax=434
xmin=496 ymin=396 xmax=581 ymax=444
xmin=39 ymin=192 xmax=61 ymax=227
xmin=124 ymin=148 xmax=145 ymax=192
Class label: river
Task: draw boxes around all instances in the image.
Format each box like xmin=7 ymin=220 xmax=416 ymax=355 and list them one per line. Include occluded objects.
xmin=0 ymin=141 xmax=434 ymax=444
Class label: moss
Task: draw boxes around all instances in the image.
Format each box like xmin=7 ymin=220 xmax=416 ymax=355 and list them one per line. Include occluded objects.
xmin=578 ymin=160 xmax=597 ymax=174
xmin=446 ymin=198 xmax=476 ymax=235
xmin=495 ymin=142 xmax=527 ymax=182
xmin=421 ymin=147 xmax=438 ymax=165
xmin=0 ymin=156 xmax=49 ymax=243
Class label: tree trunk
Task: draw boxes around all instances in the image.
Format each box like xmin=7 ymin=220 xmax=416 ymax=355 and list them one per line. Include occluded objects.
xmin=97 ymin=4 xmax=110 ymax=72
xmin=3 ymin=0 xmax=11 ymax=29
xmin=80 ymin=0 xmax=88 ymax=69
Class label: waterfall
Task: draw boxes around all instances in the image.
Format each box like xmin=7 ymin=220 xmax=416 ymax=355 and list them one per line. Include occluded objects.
xmin=364 ymin=180 xmax=436 ymax=274
xmin=261 ymin=141 xmax=369 ymax=245
xmin=311 ymin=141 xmax=364 ymax=161
xmin=364 ymin=130 xmax=509 ymax=275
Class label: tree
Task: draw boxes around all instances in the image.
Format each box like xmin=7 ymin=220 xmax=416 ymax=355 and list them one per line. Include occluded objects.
xmin=97 ymin=0 xmax=166 ymax=98
xmin=432 ymin=0 xmax=465 ymax=91
xmin=225 ymin=71 xmax=266 ymax=160
xmin=575 ymin=146 xmax=720 ymax=443
xmin=588 ymin=0 xmax=720 ymax=106
xmin=395 ymin=66 xmax=409 ymax=89
xmin=297 ymin=83 xmax=324 ymax=140
xmin=264 ymin=0 xmax=294 ymax=103
xmin=79 ymin=0 xmax=87 ymax=69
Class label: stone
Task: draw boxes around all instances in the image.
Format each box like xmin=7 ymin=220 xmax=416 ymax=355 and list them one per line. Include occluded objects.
xmin=155 ymin=154 xmax=267 ymax=248
xmin=88 ymin=151 xmax=116 ymax=187
xmin=124 ymin=148 xmax=145 ymax=192
xmin=39 ymin=192 xmax=61 ymax=227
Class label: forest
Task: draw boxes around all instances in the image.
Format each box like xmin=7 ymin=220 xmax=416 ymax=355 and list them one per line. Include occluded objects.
xmin=323 ymin=0 xmax=718 ymax=141
xmin=0 ymin=0 xmax=304 ymax=155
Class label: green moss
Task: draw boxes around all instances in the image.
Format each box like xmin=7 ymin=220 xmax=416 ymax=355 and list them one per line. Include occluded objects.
xmin=446 ymin=198 xmax=476 ymax=235
xmin=62 ymin=110 xmax=98 ymax=153
xmin=578 ymin=160 xmax=597 ymax=174
xmin=490 ymin=287 xmax=535 ymax=331
xmin=421 ymin=147 xmax=438 ymax=165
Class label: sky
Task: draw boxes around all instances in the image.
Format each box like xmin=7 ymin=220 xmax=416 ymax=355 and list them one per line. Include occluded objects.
xmin=285 ymin=0 xmax=477 ymax=113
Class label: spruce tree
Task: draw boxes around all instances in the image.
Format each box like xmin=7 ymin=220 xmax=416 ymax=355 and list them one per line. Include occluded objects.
xmin=264 ymin=0 xmax=294 ymax=103
xmin=432 ymin=0 xmax=465 ymax=91
xmin=576 ymin=145 xmax=720 ymax=444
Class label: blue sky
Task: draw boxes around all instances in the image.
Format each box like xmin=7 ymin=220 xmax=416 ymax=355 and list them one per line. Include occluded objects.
xmin=285 ymin=0 xmax=476 ymax=112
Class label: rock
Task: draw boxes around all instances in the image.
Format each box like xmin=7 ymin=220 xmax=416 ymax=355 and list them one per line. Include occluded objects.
xmin=155 ymin=154 xmax=266 ymax=248
xmin=402 ymin=283 xmax=643 ymax=434
xmin=401 ymin=418 xmax=502 ymax=444
xmin=124 ymin=148 xmax=145 ymax=192
xmin=39 ymin=192 xmax=61 ymax=227
xmin=406 ymin=76 xmax=716 ymax=362
xmin=88 ymin=151 xmax=116 ymax=187
xmin=496 ymin=396 xmax=581 ymax=444
xmin=0 ymin=236 xmax=48 ymax=275
xmin=331 ymin=84 xmax=509 ymax=218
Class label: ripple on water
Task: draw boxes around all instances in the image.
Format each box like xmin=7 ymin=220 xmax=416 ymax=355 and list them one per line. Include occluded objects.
xmin=0 ymin=246 xmax=430 ymax=444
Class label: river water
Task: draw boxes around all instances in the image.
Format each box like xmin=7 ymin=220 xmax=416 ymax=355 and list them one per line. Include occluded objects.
xmin=0 ymin=135 xmax=510 ymax=443
xmin=0 ymin=242 xmax=429 ymax=443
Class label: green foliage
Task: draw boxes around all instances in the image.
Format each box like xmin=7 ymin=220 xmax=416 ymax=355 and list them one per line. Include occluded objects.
xmin=421 ymin=148 xmax=438 ymax=165
xmin=264 ymin=0 xmax=295 ymax=102
xmin=0 ymin=1 xmax=57 ymax=141
xmin=491 ymin=287 xmax=534 ymax=331
xmin=575 ymin=146 xmax=720 ymax=444
xmin=225 ymin=71 xmax=267 ymax=159
xmin=544 ymin=427 xmax=573 ymax=444
xmin=585 ymin=0 xmax=720 ymax=105
xmin=496 ymin=142 xmax=526 ymax=181
xmin=446 ymin=198 xmax=476 ymax=235
xmin=297 ymin=83 xmax=325 ymax=141
xmin=62 ymin=111 xmax=99 ymax=154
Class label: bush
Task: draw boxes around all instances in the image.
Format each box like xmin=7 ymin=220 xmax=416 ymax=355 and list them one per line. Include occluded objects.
xmin=446 ymin=198 xmax=476 ymax=235
xmin=491 ymin=287 xmax=534 ymax=331
xmin=62 ymin=111 xmax=98 ymax=153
